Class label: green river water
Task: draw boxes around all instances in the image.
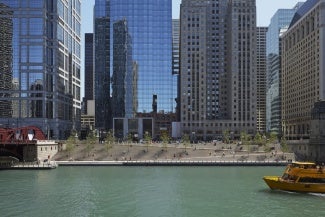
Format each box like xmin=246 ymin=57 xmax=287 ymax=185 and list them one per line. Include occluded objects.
xmin=0 ymin=166 xmax=324 ymax=217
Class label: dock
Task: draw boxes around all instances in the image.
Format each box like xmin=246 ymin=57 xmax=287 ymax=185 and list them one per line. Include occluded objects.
xmin=0 ymin=161 xmax=58 ymax=170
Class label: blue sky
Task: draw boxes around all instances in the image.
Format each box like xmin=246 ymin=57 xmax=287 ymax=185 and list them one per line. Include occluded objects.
xmin=80 ymin=0 xmax=303 ymax=96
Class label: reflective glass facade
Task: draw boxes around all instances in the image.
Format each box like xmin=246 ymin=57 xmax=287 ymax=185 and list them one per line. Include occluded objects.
xmin=110 ymin=0 xmax=173 ymax=114
xmin=94 ymin=0 xmax=174 ymax=135
xmin=82 ymin=33 xmax=94 ymax=115
xmin=266 ymin=5 xmax=302 ymax=134
xmin=94 ymin=0 xmax=111 ymax=130
xmin=172 ymin=19 xmax=180 ymax=121
xmin=0 ymin=0 xmax=81 ymax=139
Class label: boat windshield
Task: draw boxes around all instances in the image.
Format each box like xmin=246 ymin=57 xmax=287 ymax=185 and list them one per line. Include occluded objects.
xmin=281 ymin=173 xmax=298 ymax=182
xmin=290 ymin=162 xmax=316 ymax=169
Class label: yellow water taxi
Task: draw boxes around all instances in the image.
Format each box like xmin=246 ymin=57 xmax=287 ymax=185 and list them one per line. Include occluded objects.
xmin=263 ymin=162 xmax=325 ymax=193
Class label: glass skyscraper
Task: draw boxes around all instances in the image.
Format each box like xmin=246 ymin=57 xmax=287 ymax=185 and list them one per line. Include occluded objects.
xmin=83 ymin=33 xmax=94 ymax=115
xmin=94 ymin=0 xmax=174 ymax=137
xmin=94 ymin=0 xmax=111 ymax=131
xmin=110 ymin=0 xmax=173 ymax=114
xmin=0 ymin=0 xmax=81 ymax=139
xmin=266 ymin=3 xmax=304 ymax=134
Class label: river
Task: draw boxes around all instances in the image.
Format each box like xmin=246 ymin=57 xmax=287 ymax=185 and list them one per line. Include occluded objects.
xmin=0 ymin=166 xmax=324 ymax=217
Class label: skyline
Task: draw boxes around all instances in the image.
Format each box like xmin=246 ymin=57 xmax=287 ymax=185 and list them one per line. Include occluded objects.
xmin=81 ymin=0 xmax=304 ymax=97
xmin=82 ymin=0 xmax=304 ymax=33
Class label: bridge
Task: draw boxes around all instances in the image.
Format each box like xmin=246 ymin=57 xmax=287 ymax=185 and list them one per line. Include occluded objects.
xmin=0 ymin=126 xmax=46 ymax=162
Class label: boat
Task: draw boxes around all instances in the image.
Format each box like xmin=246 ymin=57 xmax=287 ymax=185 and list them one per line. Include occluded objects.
xmin=263 ymin=162 xmax=325 ymax=193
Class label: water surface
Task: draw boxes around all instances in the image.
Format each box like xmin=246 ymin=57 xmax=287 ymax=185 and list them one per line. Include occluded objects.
xmin=0 ymin=166 xmax=324 ymax=217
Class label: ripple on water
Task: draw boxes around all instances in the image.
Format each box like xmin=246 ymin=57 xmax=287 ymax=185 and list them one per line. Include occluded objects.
xmin=1 ymin=167 xmax=325 ymax=217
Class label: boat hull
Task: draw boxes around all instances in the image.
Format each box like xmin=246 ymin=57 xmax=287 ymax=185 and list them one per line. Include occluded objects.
xmin=263 ymin=176 xmax=325 ymax=193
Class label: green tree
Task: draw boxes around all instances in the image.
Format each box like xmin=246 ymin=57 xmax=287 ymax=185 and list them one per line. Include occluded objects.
xmin=86 ymin=131 xmax=97 ymax=156
xmin=126 ymin=133 xmax=133 ymax=144
xmin=65 ymin=132 xmax=77 ymax=159
xmin=240 ymin=131 xmax=251 ymax=152
xmin=253 ymin=132 xmax=265 ymax=146
xmin=105 ymin=130 xmax=115 ymax=153
xmin=161 ymin=131 xmax=170 ymax=151
xmin=268 ymin=132 xmax=278 ymax=144
xmin=181 ymin=133 xmax=190 ymax=152
xmin=280 ymin=137 xmax=289 ymax=152
xmin=126 ymin=133 xmax=133 ymax=152
xmin=143 ymin=131 xmax=152 ymax=152
xmin=223 ymin=129 xmax=230 ymax=144
xmin=240 ymin=131 xmax=249 ymax=146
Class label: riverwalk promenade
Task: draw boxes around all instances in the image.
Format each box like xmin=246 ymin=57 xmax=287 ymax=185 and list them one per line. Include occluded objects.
xmin=53 ymin=140 xmax=294 ymax=165
xmin=57 ymin=160 xmax=289 ymax=166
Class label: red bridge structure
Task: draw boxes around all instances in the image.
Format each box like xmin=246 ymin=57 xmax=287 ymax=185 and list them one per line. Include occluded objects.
xmin=0 ymin=126 xmax=46 ymax=161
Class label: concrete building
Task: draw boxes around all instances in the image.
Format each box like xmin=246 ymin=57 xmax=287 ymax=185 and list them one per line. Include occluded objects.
xmin=266 ymin=3 xmax=304 ymax=135
xmin=256 ymin=27 xmax=268 ymax=133
xmin=0 ymin=0 xmax=82 ymax=139
xmin=309 ymin=101 xmax=325 ymax=162
xmin=0 ymin=3 xmax=13 ymax=118
xmin=180 ymin=0 xmax=256 ymax=140
xmin=282 ymin=0 xmax=325 ymax=141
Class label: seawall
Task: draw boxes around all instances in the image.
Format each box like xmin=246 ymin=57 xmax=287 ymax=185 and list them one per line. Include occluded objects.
xmin=57 ymin=160 xmax=289 ymax=166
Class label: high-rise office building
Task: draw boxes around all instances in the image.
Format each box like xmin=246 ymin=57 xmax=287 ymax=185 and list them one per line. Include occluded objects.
xmin=83 ymin=33 xmax=94 ymax=115
xmin=0 ymin=0 xmax=81 ymax=139
xmin=282 ymin=0 xmax=325 ymax=141
xmin=94 ymin=0 xmax=111 ymax=131
xmin=256 ymin=27 xmax=268 ymax=133
xmin=172 ymin=19 xmax=180 ymax=121
xmin=180 ymin=0 xmax=256 ymax=140
xmin=94 ymin=0 xmax=174 ymax=138
xmin=112 ymin=19 xmax=133 ymax=118
xmin=0 ymin=3 xmax=13 ymax=118
xmin=266 ymin=3 xmax=303 ymax=135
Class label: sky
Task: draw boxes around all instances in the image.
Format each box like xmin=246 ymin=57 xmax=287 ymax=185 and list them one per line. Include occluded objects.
xmin=80 ymin=0 xmax=304 ymax=96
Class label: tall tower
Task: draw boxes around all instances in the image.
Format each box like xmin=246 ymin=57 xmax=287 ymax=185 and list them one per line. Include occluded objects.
xmin=83 ymin=33 xmax=94 ymax=115
xmin=172 ymin=19 xmax=181 ymax=121
xmin=94 ymin=0 xmax=174 ymax=138
xmin=94 ymin=0 xmax=111 ymax=131
xmin=0 ymin=3 xmax=13 ymax=118
xmin=266 ymin=3 xmax=303 ymax=135
xmin=180 ymin=0 xmax=256 ymax=140
xmin=282 ymin=0 xmax=325 ymax=141
xmin=256 ymin=27 xmax=268 ymax=133
xmin=112 ymin=19 xmax=133 ymax=118
xmin=0 ymin=0 xmax=82 ymax=139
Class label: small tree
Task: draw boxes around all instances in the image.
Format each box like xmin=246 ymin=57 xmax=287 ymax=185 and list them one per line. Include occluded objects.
xmin=104 ymin=130 xmax=115 ymax=153
xmin=280 ymin=137 xmax=289 ymax=152
xmin=160 ymin=131 xmax=170 ymax=151
xmin=223 ymin=129 xmax=230 ymax=144
xmin=182 ymin=133 xmax=190 ymax=152
xmin=253 ymin=132 xmax=265 ymax=146
xmin=240 ymin=131 xmax=251 ymax=153
xmin=65 ymin=132 xmax=77 ymax=159
xmin=268 ymin=132 xmax=278 ymax=144
xmin=86 ymin=131 xmax=97 ymax=156
xmin=126 ymin=133 xmax=133 ymax=152
xmin=143 ymin=131 xmax=152 ymax=152
xmin=126 ymin=133 xmax=133 ymax=144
